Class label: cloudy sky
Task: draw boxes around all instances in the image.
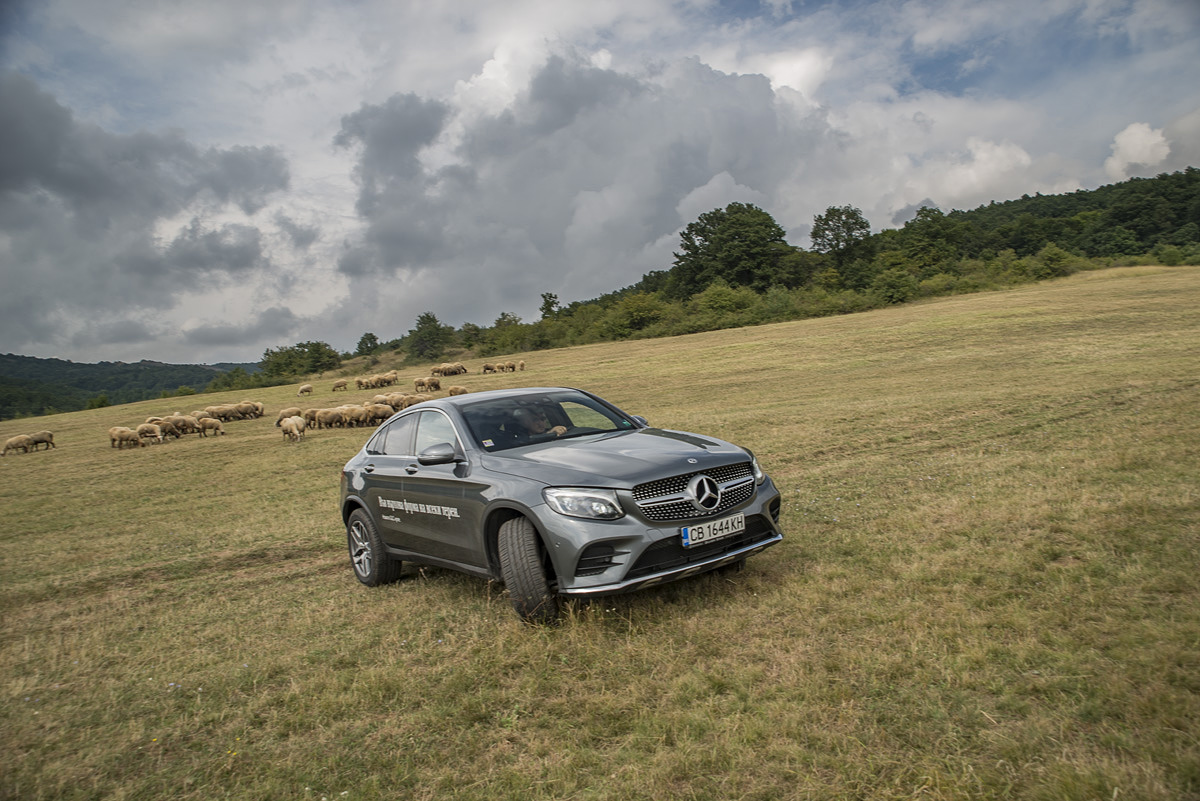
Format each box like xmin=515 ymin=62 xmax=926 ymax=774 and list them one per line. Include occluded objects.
xmin=2 ymin=0 xmax=1198 ymax=365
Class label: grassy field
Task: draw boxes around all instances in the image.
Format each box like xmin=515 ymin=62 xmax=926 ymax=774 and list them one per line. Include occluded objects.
xmin=2 ymin=265 xmax=1198 ymax=800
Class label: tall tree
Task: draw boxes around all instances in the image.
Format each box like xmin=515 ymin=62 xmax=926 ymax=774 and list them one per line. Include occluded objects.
xmin=355 ymin=332 xmax=380 ymax=356
xmin=811 ymin=205 xmax=872 ymax=269
xmin=666 ymin=202 xmax=788 ymax=298
xmin=406 ymin=312 xmax=451 ymax=361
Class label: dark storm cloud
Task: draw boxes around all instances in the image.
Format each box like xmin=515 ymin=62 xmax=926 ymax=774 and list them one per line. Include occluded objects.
xmin=183 ymin=306 xmax=300 ymax=347
xmin=202 ymin=145 xmax=291 ymax=214
xmin=335 ymin=52 xmax=823 ymax=325
xmin=69 ymin=319 xmax=156 ymax=348
xmin=274 ymin=213 xmax=319 ymax=249
xmin=163 ymin=219 xmax=266 ymax=276
xmin=0 ymin=71 xmax=290 ymax=356
xmin=334 ymin=92 xmax=450 ymax=215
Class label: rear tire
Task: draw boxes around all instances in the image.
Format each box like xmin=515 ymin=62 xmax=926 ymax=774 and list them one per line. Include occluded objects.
xmin=497 ymin=517 xmax=559 ymax=624
xmin=347 ymin=509 xmax=401 ymax=586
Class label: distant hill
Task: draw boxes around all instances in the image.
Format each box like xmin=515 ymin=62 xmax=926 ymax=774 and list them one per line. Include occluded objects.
xmin=0 ymin=354 xmax=259 ymax=419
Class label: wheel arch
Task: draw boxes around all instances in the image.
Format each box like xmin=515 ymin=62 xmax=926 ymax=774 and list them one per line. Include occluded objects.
xmin=483 ymin=506 xmax=557 ymax=584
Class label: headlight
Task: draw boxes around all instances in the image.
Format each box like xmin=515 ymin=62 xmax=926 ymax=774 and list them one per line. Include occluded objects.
xmin=543 ymin=488 xmax=625 ymax=520
xmin=751 ymin=455 xmax=765 ymax=485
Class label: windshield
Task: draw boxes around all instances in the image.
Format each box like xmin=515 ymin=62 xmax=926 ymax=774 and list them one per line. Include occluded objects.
xmin=460 ymin=390 xmax=637 ymax=452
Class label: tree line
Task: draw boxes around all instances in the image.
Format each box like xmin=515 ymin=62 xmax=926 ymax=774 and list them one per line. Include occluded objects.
xmin=5 ymin=168 xmax=1196 ymax=416
xmin=350 ymin=167 xmax=1200 ymax=364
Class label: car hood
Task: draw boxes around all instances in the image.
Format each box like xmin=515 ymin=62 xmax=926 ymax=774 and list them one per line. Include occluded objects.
xmin=478 ymin=427 xmax=750 ymax=488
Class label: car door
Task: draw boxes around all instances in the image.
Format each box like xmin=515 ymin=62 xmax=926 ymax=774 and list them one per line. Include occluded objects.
xmin=400 ymin=410 xmax=485 ymax=567
xmin=357 ymin=412 xmax=419 ymax=550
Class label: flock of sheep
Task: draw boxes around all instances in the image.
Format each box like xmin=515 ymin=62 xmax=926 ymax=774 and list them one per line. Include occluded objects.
xmin=1 ymin=358 xmax=530 ymax=455
xmin=107 ymin=402 xmax=264 ymax=449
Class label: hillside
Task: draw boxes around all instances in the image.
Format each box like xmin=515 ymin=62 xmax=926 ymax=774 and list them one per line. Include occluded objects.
xmin=0 ymin=354 xmax=258 ymax=419
xmin=2 ymin=265 xmax=1197 ymax=799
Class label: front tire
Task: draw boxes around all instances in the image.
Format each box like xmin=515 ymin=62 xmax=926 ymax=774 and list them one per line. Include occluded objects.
xmin=497 ymin=517 xmax=559 ymax=624
xmin=347 ymin=509 xmax=401 ymax=586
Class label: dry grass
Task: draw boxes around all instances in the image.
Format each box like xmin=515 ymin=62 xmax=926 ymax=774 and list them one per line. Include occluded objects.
xmin=2 ymin=265 xmax=1198 ymax=800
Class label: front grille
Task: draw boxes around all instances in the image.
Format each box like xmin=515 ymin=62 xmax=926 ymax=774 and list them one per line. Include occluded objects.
xmin=632 ymin=461 xmax=755 ymax=522
xmin=625 ymin=515 xmax=776 ymax=580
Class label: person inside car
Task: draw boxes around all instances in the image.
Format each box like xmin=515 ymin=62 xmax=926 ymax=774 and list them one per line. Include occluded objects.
xmin=512 ymin=407 xmax=567 ymax=442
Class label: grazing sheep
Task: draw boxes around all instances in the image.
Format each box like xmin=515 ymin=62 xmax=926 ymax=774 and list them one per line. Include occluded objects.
xmin=3 ymin=434 xmax=35 ymax=456
xmin=157 ymin=421 xmax=182 ymax=439
xmin=297 ymin=383 xmax=314 ymax=396
xmin=199 ymin=418 xmax=225 ymax=437
xmin=414 ymin=377 xmax=428 ymax=393
xmin=303 ymin=408 xmax=321 ymax=428
xmin=29 ymin=430 xmax=56 ymax=450
xmin=425 ymin=376 xmax=441 ymax=392
xmin=448 ymin=385 xmax=469 ymax=396
xmin=505 ymin=361 xmax=517 ymax=372
xmin=280 ymin=416 xmax=306 ymax=442
xmin=136 ymin=423 xmax=164 ymax=444
xmin=518 ymin=360 xmax=525 ymax=371
xmin=366 ymin=403 xmax=395 ymax=425
xmin=164 ymin=415 xmax=200 ymax=435
xmin=341 ymin=405 xmax=371 ymax=427
xmin=482 ymin=363 xmax=497 ymax=374
xmin=332 ymin=379 xmax=348 ymax=391
xmin=315 ymin=408 xmax=343 ymax=429
xmin=275 ymin=407 xmax=303 ymax=426
xmin=109 ymin=426 xmax=142 ymax=449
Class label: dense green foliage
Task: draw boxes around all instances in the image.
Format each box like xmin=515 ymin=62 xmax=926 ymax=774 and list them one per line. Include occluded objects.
xmin=258 ymin=341 xmax=341 ymax=378
xmin=0 ymin=354 xmax=252 ymax=419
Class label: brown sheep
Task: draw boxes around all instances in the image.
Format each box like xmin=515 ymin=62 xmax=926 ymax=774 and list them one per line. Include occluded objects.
xmin=332 ymin=379 xmax=349 ymax=391
xmin=3 ymin=434 xmax=35 ymax=456
xmin=275 ymin=407 xmax=303 ymax=426
xmin=297 ymin=383 xmax=314 ymax=396
xmin=29 ymin=430 xmax=56 ymax=450
xmin=425 ymin=376 xmax=441 ymax=392
xmin=505 ymin=361 xmax=517 ymax=372
xmin=518 ymin=360 xmax=526 ymax=371
xmin=414 ymin=377 xmax=428 ymax=393
xmin=482 ymin=363 xmax=497 ymax=374
xmin=448 ymin=385 xmax=469 ymax=396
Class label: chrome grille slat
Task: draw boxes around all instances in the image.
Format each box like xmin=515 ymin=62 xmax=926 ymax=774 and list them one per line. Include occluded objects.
xmin=632 ymin=462 xmax=755 ymax=521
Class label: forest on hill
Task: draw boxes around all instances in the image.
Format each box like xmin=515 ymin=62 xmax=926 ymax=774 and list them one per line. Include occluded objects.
xmin=4 ymin=168 xmax=1198 ymax=419
xmin=0 ymin=356 xmax=258 ymax=420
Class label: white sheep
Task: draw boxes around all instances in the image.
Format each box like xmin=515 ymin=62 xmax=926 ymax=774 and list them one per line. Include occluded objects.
xmin=136 ymin=423 xmax=164 ymax=444
xmin=198 ymin=418 xmax=225 ymax=437
xmin=3 ymin=434 xmax=34 ymax=456
xmin=297 ymin=383 xmax=314 ymax=396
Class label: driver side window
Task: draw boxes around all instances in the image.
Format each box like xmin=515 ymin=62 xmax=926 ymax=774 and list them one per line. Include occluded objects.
xmin=414 ymin=411 xmax=459 ymax=454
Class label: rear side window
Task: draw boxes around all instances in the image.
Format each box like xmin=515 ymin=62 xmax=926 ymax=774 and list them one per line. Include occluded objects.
xmin=376 ymin=414 xmax=415 ymax=456
xmin=414 ymin=411 xmax=459 ymax=454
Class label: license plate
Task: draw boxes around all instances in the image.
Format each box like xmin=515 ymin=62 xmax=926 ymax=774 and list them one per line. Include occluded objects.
xmin=681 ymin=513 xmax=745 ymax=548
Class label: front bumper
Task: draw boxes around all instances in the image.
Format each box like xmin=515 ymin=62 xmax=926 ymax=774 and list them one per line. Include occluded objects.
xmin=537 ymin=477 xmax=784 ymax=597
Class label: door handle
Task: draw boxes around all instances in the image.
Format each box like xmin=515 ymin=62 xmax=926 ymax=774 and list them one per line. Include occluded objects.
xmin=363 ymin=464 xmax=375 ymax=473
xmin=405 ymin=464 xmax=419 ymax=475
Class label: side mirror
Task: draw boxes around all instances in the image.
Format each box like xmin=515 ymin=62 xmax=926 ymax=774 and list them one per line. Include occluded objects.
xmin=417 ymin=442 xmax=458 ymax=465
xmin=631 ymin=415 xmax=649 ymax=427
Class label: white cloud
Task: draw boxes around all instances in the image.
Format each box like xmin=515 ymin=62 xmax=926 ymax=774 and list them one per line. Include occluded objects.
xmin=1104 ymin=122 xmax=1171 ymax=180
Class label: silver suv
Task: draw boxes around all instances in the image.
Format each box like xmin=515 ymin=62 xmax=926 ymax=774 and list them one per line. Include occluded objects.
xmin=339 ymin=387 xmax=783 ymax=622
